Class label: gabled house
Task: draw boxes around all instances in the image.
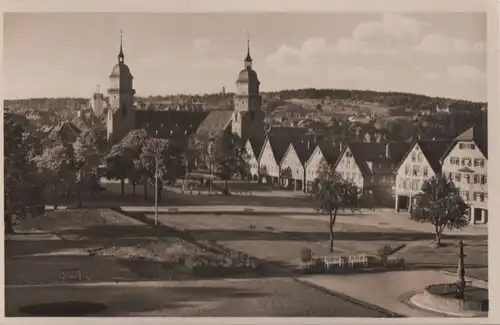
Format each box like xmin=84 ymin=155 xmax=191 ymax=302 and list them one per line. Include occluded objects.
xmin=393 ymin=140 xmax=452 ymax=213
xmin=279 ymin=138 xmax=317 ymax=191
xmin=244 ymin=138 xmax=265 ymax=181
xmin=333 ymin=142 xmax=410 ymax=207
xmin=304 ymin=142 xmax=342 ymax=193
xmin=257 ymin=136 xmax=290 ymax=185
xmin=440 ymin=126 xmax=488 ymax=224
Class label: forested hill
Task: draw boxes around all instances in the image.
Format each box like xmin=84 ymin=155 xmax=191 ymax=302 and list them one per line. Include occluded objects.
xmin=264 ymin=88 xmax=486 ymax=111
xmin=4 ymin=88 xmax=486 ymax=122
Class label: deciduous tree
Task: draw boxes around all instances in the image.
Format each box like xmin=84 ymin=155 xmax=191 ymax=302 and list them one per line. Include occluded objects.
xmin=410 ymin=175 xmax=469 ymax=247
xmin=4 ymin=115 xmax=43 ymax=234
xmin=207 ymin=131 xmax=249 ymax=195
xmin=311 ymin=158 xmax=360 ymax=252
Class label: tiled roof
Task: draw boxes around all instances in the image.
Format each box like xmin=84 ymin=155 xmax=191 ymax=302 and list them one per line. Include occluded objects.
xmin=50 ymin=121 xmax=81 ymax=143
xmin=317 ymin=142 xmax=342 ymax=166
xmin=345 ymin=142 xmax=411 ymax=176
xmin=266 ymin=135 xmax=292 ymax=164
xmin=194 ymin=110 xmax=233 ymax=141
xmin=135 ymin=110 xmax=209 ymax=140
xmin=289 ymin=137 xmax=320 ymax=165
xmin=248 ymin=137 xmax=265 ymax=159
xmin=417 ymin=140 xmax=452 ymax=173
xmin=454 ymin=124 xmax=488 ymax=158
xmin=267 ymin=126 xmax=310 ymax=138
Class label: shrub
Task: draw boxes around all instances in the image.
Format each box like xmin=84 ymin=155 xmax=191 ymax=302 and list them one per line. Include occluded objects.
xmin=300 ymin=247 xmax=313 ymax=263
xmin=377 ymin=244 xmax=393 ymax=263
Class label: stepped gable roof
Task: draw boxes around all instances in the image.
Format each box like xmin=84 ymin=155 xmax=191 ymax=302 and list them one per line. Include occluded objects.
xmin=135 ymin=110 xmax=209 ymax=140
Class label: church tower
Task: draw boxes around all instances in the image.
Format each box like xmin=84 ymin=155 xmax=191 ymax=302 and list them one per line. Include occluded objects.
xmin=106 ymin=31 xmax=136 ymax=143
xmin=232 ymin=33 xmax=266 ymax=140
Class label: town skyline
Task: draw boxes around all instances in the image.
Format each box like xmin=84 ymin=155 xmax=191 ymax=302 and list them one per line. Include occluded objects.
xmin=4 ymin=12 xmax=486 ymax=101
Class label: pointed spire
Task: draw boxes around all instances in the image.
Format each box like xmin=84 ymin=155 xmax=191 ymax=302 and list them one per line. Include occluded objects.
xmin=118 ymin=29 xmax=124 ymax=63
xmin=245 ymin=29 xmax=252 ymax=69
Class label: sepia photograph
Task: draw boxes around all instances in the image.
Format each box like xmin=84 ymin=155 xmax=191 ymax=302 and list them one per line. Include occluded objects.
xmin=3 ymin=9 xmax=490 ymax=319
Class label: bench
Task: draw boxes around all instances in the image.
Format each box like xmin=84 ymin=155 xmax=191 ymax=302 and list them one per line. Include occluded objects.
xmin=348 ymin=254 xmax=369 ymax=268
xmin=323 ymin=256 xmax=345 ymax=269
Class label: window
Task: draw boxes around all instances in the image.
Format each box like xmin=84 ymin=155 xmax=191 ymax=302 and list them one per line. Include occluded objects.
xmin=477 ymin=159 xmax=485 ymax=167
xmin=417 ymin=153 xmax=423 ymax=163
xmin=479 ymin=193 xmax=485 ymax=202
xmin=463 ymin=191 xmax=470 ymax=201
xmin=454 ymin=173 xmax=461 ymax=182
xmin=459 ymin=143 xmax=464 ymax=149
xmin=461 ymin=158 xmax=465 ymax=166
xmin=481 ymin=175 xmax=487 ymax=185
xmin=473 ymin=174 xmax=479 ymax=183
xmin=411 ymin=153 xmax=416 ymax=162
xmin=405 ymin=165 xmax=410 ymax=176
xmin=484 ymin=193 xmax=488 ymax=202
xmin=463 ymin=174 xmax=470 ymax=184
xmin=473 ymin=158 xmax=478 ymax=167
xmin=346 ymin=151 xmax=352 ymax=158
xmin=471 ymin=144 xmax=476 ymax=150
xmin=473 ymin=192 xmax=478 ymax=201
xmin=412 ymin=166 xmax=420 ymax=176
xmin=423 ymin=167 xmax=429 ymax=177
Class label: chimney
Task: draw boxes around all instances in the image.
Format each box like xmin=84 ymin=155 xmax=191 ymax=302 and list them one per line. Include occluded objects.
xmin=385 ymin=143 xmax=391 ymax=159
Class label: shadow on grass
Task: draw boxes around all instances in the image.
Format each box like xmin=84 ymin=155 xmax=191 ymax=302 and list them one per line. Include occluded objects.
xmin=114 ymin=227 xmax=486 ymax=243
xmin=9 ymin=285 xmax=269 ymax=317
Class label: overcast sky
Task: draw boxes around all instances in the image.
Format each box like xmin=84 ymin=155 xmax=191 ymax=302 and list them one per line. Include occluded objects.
xmin=3 ymin=12 xmax=486 ymax=101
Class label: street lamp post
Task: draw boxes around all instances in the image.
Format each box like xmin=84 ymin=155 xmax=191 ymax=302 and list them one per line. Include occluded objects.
xmin=154 ymin=130 xmax=159 ymax=227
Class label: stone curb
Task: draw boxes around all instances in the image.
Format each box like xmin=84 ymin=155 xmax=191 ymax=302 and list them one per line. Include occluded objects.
xmin=408 ymin=292 xmax=487 ymax=317
xmin=292 ymin=277 xmax=405 ymax=318
xmin=439 ymin=270 xmax=488 ymax=289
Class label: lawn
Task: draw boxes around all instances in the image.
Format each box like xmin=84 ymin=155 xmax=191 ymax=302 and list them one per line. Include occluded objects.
xmin=6 ymin=209 xmax=264 ymax=285
xmin=147 ymin=212 xmax=488 ymax=281
xmin=86 ymin=182 xmax=313 ymax=208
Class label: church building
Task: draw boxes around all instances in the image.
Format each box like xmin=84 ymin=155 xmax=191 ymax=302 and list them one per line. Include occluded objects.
xmin=104 ymin=33 xmax=266 ymax=147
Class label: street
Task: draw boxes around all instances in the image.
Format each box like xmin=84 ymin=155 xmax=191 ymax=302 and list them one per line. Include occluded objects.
xmin=6 ymin=278 xmax=390 ymax=317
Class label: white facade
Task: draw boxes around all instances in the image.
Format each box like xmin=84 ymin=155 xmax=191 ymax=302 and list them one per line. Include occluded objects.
xmin=394 ymin=143 xmax=438 ymax=212
xmin=441 ymin=140 xmax=488 ymax=224
xmin=334 ymin=146 xmax=364 ymax=190
xmin=258 ymin=138 xmax=280 ymax=181
xmin=280 ymin=144 xmax=305 ymax=190
xmin=245 ymin=140 xmax=260 ymax=178
xmin=305 ymin=146 xmax=326 ymax=186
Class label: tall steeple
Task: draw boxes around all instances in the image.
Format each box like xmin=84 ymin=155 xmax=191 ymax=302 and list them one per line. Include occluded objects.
xmin=118 ymin=29 xmax=125 ymax=63
xmin=245 ymin=30 xmax=252 ymax=69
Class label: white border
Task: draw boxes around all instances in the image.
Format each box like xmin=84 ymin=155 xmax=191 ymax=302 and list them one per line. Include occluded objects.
xmin=0 ymin=0 xmax=497 ymax=324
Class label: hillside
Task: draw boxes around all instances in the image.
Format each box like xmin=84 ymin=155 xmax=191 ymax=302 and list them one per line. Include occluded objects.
xmin=4 ymin=88 xmax=486 ymax=129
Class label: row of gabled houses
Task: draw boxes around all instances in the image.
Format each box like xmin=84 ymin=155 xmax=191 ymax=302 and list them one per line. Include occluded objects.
xmin=242 ymin=125 xmax=488 ymax=225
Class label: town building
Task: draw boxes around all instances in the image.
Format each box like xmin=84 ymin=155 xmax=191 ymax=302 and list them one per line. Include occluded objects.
xmin=333 ymin=142 xmax=410 ymax=207
xmin=279 ymin=138 xmax=318 ymax=191
xmin=245 ymin=138 xmax=265 ymax=181
xmin=304 ymin=142 xmax=342 ymax=192
xmin=440 ymin=126 xmax=488 ymax=224
xmin=393 ymin=140 xmax=452 ymax=213
xmin=257 ymin=135 xmax=291 ymax=185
